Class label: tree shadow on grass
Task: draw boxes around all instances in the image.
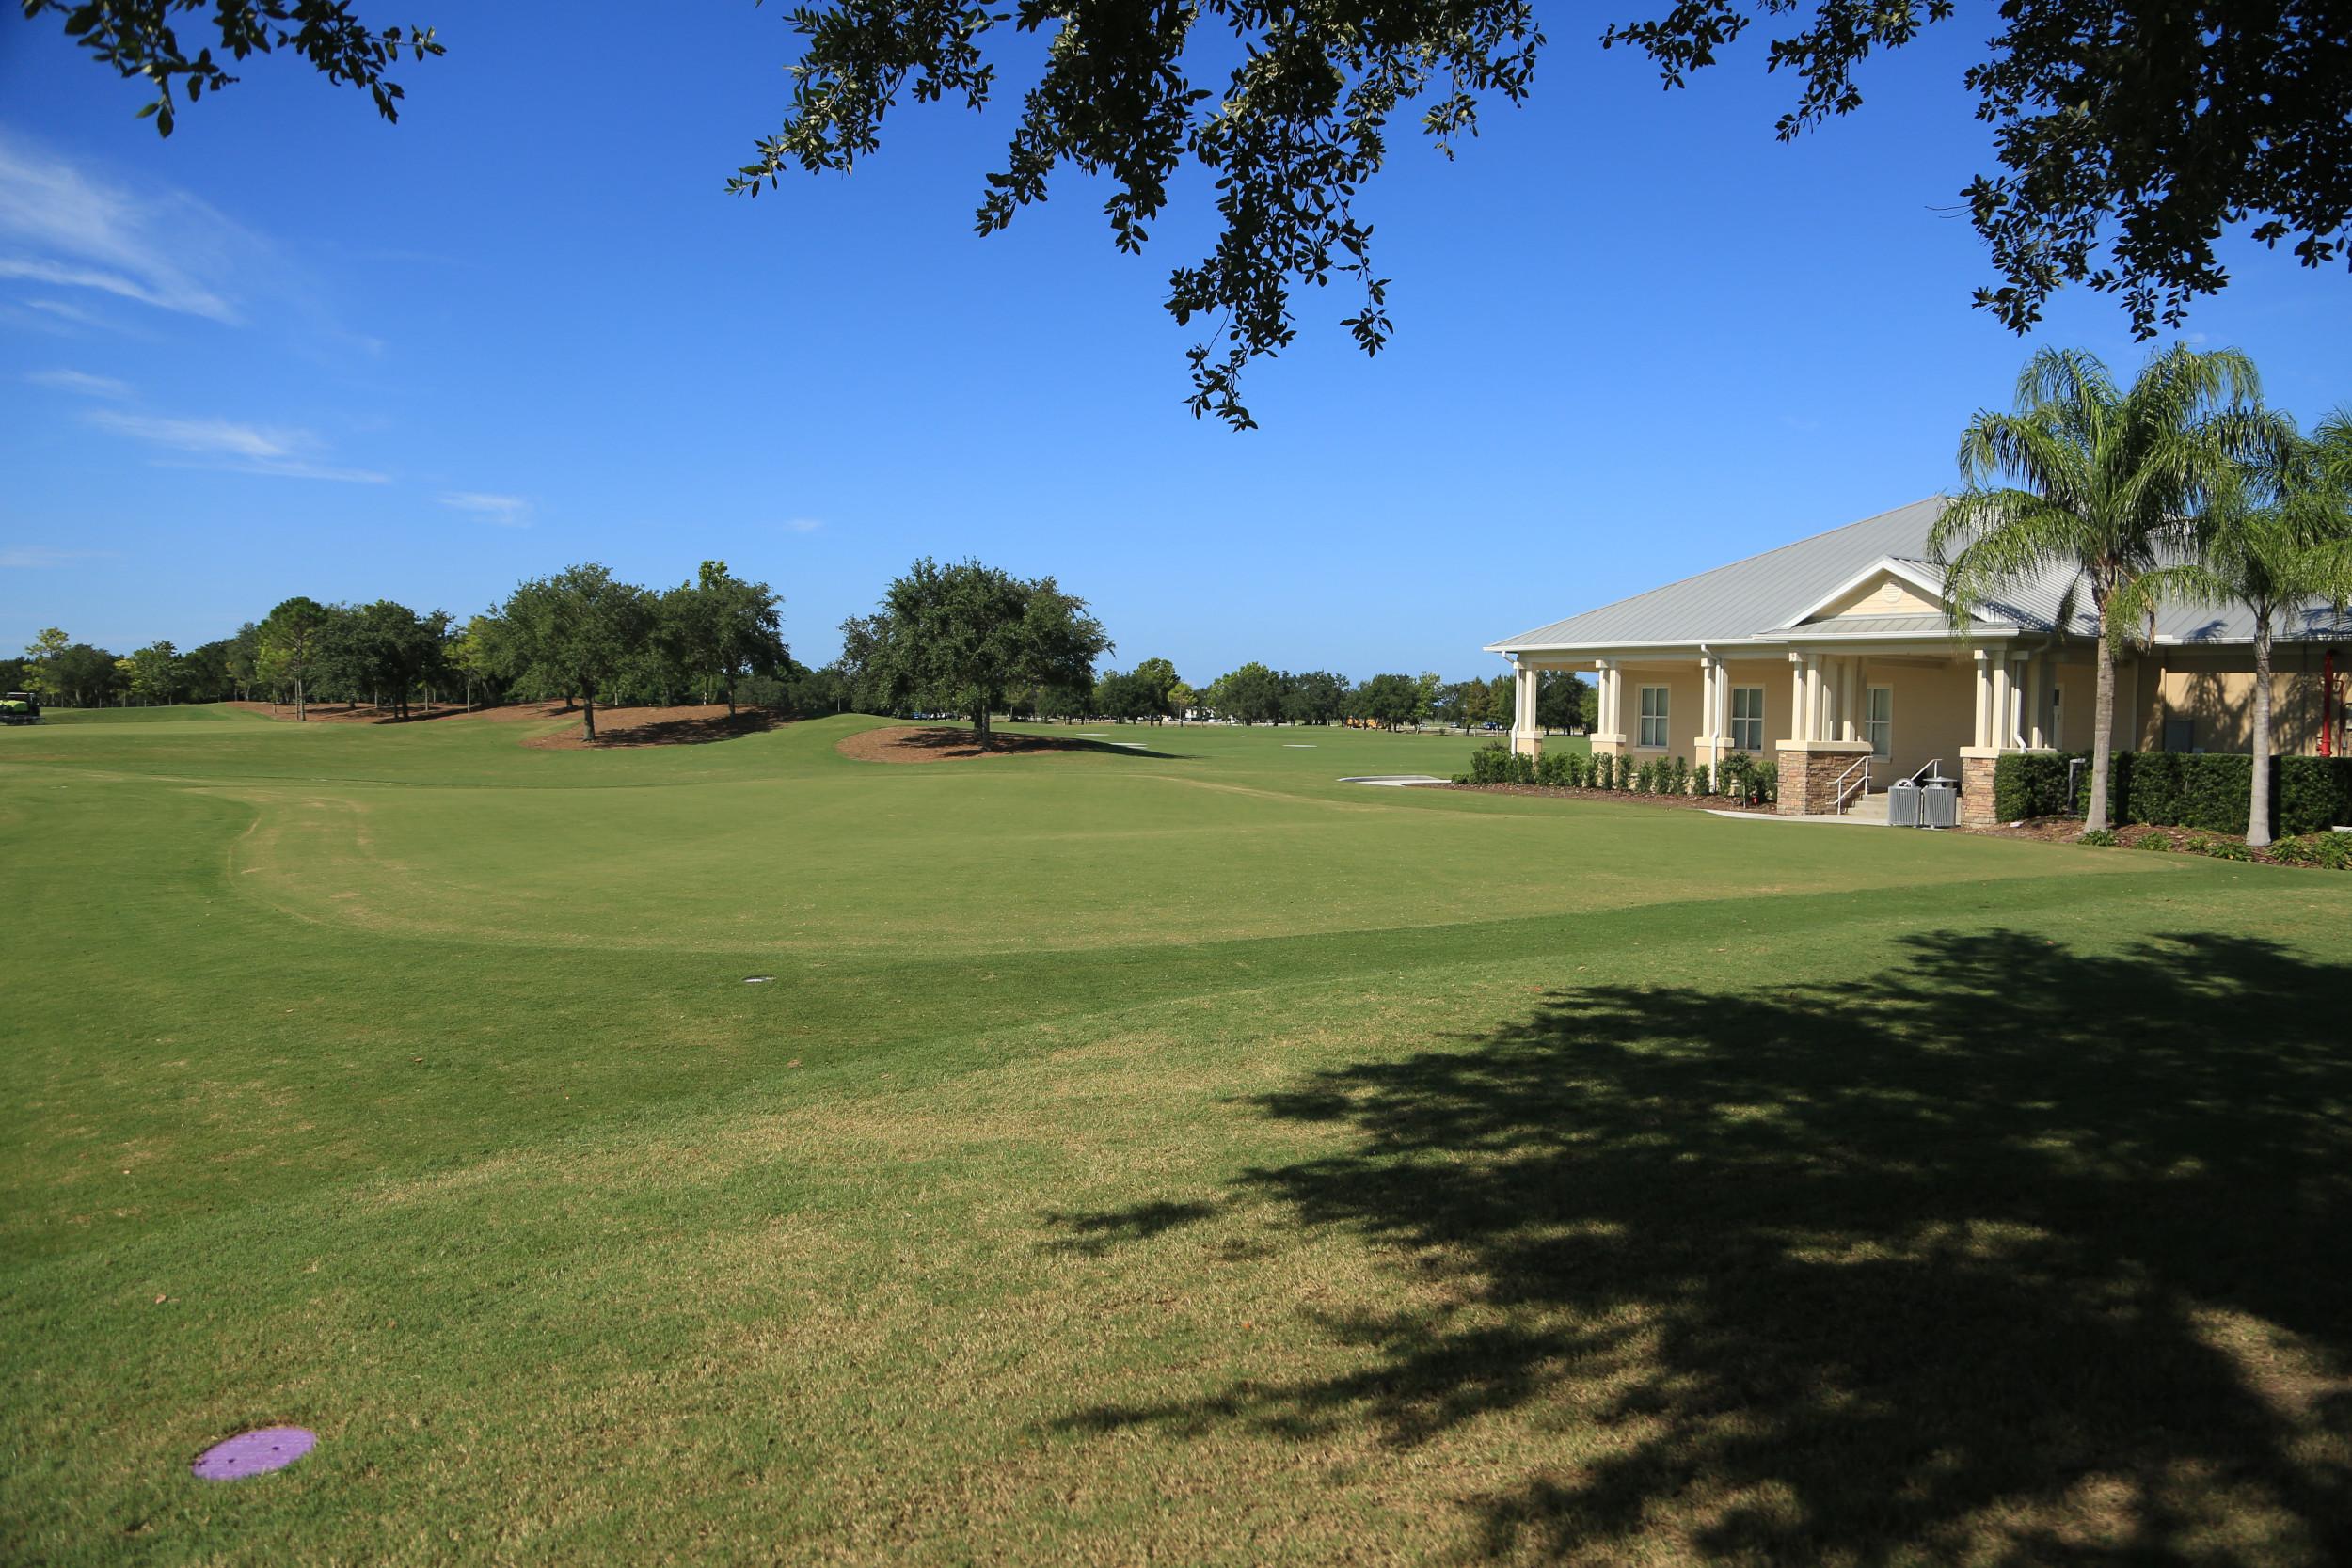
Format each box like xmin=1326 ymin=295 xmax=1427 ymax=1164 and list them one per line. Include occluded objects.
xmin=875 ymin=726 xmax=1186 ymax=761
xmin=1056 ymin=932 xmax=2352 ymax=1564
xmin=576 ymin=710 xmax=788 ymax=747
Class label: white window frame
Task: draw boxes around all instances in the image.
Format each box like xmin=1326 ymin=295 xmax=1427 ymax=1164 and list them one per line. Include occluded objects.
xmin=1865 ymin=685 xmax=1893 ymax=760
xmin=1729 ymin=686 xmax=1765 ymax=752
xmin=1637 ymin=685 xmax=1670 ymax=749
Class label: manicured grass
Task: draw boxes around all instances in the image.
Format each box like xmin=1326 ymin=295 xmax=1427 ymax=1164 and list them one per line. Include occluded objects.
xmin=5 ymin=706 xmax=2348 ymax=1564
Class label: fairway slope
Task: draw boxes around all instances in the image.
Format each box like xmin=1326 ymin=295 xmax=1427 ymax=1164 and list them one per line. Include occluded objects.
xmin=4 ymin=715 xmax=2348 ymax=1564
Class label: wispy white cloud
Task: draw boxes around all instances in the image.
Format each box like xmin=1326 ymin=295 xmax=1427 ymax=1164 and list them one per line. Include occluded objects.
xmin=86 ymin=409 xmax=389 ymax=483
xmin=438 ymin=491 xmax=532 ymax=527
xmin=25 ymin=368 xmax=132 ymax=399
xmin=782 ymin=516 xmax=825 ymax=533
xmin=0 ymin=134 xmax=243 ymax=323
xmin=0 ymin=546 xmax=118 ymax=569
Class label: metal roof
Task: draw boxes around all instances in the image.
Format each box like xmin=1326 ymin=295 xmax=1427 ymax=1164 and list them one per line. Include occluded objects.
xmin=1778 ymin=613 xmax=1966 ymax=639
xmin=1486 ymin=497 xmax=2346 ymax=655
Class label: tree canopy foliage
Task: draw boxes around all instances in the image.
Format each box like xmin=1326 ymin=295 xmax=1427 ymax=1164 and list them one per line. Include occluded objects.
xmin=730 ymin=0 xmax=2352 ymax=425
xmin=39 ymin=2 xmax=2347 ymax=428
xmin=26 ymin=0 xmax=442 ymax=136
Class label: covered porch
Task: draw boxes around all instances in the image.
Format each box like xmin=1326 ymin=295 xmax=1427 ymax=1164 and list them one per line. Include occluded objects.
xmin=1507 ymin=636 xmax=2090 ymax=824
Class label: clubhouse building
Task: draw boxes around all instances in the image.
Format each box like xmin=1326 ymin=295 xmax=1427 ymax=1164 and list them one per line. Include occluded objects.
xmin=1486 ymin=499 xmax=2352 ymax=823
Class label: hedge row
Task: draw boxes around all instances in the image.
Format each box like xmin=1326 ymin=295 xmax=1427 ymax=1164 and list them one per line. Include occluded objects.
xmin=1460 ymin=743 xmax=1780 ymax=803
xmin=1993 ymin=750 xmax=2352 ymax=835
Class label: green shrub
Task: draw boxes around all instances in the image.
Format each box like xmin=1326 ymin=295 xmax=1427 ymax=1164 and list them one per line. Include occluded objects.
xmin=1670 ymin=756 xmax=1691 ymax=796
xmin=1468 ymin=742 xmax=1509 ymax=784
xmin=1594 ymin=754 xmax=1613 ymax=790
xmin=2279 ymin=757 xmax=2352 ymax=835
xmin=1693 ymin=762 xmax=1712 ymax=797
xmin=1536 ymin=750 xmax=1570 ymax=787
xmin=1994 ymin=751 xmax=2079 ymax=819
xmin=1506 ymin=751 xmax=1537 ymax=785
xmin=2273 ymin=832 xmax=2352 ymax=869
xmin=2079 ymin=827 xmax=2119 ymax=847
xmin=2136 ymin=830 xmax=2175 ymax=852
xmin=2182 ymin=832 xmax=2253 ymax=862
xmin=2061 ymin=751 xmax=2346 ymax=837
xmin=1754 ymin=758 xmax=1779 ymax=805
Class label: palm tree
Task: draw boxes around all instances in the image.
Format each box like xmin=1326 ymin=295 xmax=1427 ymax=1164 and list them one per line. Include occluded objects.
xmin=1929 ymin=345 xmax=2268 ymax=833
xmin=2116 ymin=411 xmax=2352 ymax=846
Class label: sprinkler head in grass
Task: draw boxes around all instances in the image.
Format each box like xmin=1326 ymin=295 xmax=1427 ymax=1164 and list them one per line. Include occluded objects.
xmin=743 ymin=975 xmax=775 ymax=985
xmin=192 ymin=1427 xmax=315 ymax=1481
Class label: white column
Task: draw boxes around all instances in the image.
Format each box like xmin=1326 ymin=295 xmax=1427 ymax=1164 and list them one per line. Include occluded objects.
xmin=1836 ymin=657 xmax=1859 ymax=743
xmin=1802 ymin=654 xmax=1824 ymax=741
xmin=1713 ymin=657 xmax=1731 ymax=756
xmin=1788 ymin=654 xmax=1805 ymax=745
xmin=1972 ymin=649 xmax=1992 ymax=749
xmin=1524 ymin=662 xmax=1543 ymax=761
xmin=1697 ymin=653 xmax=1716 ymax=763
xmin=2023 ymin=652 xmax=2046 ymax=749
xmin=1990 ymin=649 xmax=2013 ymax=750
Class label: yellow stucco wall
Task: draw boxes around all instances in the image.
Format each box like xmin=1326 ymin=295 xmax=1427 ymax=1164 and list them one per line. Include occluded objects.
xmin=1814 ymin=572 xmax=1945 ymax=621
xmin=2152 ymin=649 xmax=2340 ymax=754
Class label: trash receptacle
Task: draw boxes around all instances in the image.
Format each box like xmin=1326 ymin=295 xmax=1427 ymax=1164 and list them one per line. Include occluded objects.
xmin=1919 ymin=773 xmax=1958 ymax=830
xmin=1886 ymin=778 xmax=1921 ymax=828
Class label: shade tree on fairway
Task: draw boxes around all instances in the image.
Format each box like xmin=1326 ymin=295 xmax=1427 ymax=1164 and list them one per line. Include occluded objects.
xmin=1353 ymin=673 xmax=1423 ymax=729
xmin=849 ymin=558 xmax=1112 ymax=749
xmin=659 ymin=562 xmax=789 ymax=716
xmin=500 ymin=565 xmax=659 ymax=740
xmin=321 ymin=600 xmax=453 ymax=720
xmin=258 ymin=596 xmax=334 ymax=721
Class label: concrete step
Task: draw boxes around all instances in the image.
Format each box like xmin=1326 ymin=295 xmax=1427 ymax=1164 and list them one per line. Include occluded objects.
xmin=1841 ymin=793 xmax=1891 ymax=823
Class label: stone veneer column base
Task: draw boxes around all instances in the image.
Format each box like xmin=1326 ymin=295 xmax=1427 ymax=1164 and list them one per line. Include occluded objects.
xmin=1958 ymin=747 xmax=2004 ymax=827
xmin=1775 ymin=740 xmax=1874 ymax=816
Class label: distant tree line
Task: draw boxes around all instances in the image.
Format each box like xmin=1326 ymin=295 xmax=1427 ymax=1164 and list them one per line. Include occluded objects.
xmin=9 ymin=560 xmax=824 ymax=740
xmin=11 ymin=551 xmax=1590 ymax=745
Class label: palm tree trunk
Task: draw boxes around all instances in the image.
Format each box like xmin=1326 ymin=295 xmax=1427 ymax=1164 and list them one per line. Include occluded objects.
xmin=2088 ymin=617 xmax=2117 ymax=832
xmin=2249 ymin=610 xmax=2274 ymax=847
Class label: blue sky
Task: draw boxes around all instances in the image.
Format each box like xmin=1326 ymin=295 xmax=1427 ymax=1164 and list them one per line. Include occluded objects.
xmin=5 ymin=8 xmax=2349 ymax=681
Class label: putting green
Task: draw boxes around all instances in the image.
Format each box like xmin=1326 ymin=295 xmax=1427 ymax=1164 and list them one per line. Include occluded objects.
xmin=4 ymin=706 xmax=2347 ymax=1565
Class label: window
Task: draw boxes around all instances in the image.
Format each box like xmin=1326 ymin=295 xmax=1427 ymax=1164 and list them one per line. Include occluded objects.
xmin=1729 ymin=686 xmax=1765 ymax=751
xmin=1865 ymin=686 xmax=1893 ymax=759
xmin=1638 ymin=685 xmax=1669 ymax=748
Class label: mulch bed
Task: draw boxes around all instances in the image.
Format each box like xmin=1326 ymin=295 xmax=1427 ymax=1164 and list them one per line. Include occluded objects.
xmin=834 ymin=725 xmax=1139 ymax=764
xmin=1966 ymin=816 xmax=2352 ymax=867
xmin=1446 ymin=783 xmax=1776 ymax=814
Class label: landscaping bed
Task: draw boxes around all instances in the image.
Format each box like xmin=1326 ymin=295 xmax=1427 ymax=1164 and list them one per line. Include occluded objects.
xmin=1971 ymin=816 xmax=2352 ymax=868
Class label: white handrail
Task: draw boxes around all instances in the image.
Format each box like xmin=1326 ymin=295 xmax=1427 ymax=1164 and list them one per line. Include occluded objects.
xmin=1833 ymin=753 xmax=1872 ymax=814
xmin=1904 ymin=757 xmax=1944 ymax=784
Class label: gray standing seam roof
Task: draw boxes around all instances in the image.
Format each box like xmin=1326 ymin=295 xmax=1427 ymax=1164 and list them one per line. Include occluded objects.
xmin=1486 ymin=496 xmax=2344 ymax=653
